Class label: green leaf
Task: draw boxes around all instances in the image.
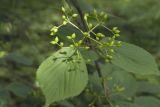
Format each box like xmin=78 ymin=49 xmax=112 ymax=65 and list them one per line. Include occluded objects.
xmin=7 ymin=82 xmax=32 ymax=98
xmin=6 ymin=51 xmax=33 ymax=66
xmin=88 ymin=72 xmax=103 ymax=94
xmin=36 ymin=47 xmax=88 ymax=106
xmin=109 ymin=69 xmax=137 ymax=98
xmin=100 ymin=63 xmax=137 ymax=98
xmin=0 ymin=88 xmax=11 ymax=107
xmin=136 ymin=81 xmax=160 ymax=94
xmin=115 ymin=96 xmax=160 ymax=107
xmin=80 ymin=49 xmax=99 ymax=65
xmin=131 ymin=96 xmax=160 ymax=107
xmin=112 ymin=42 xmax=160 ymax=75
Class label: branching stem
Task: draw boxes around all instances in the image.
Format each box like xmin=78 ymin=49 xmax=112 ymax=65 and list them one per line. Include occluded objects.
xmin=67 ymin=0 xmax=113 ymax=106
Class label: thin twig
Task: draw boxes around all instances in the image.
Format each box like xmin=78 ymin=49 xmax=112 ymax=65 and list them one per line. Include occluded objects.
xmin=94 ymin=60 xmax=113 ymax=107
xmin=66 ymin=0 xmax=88 ymax=31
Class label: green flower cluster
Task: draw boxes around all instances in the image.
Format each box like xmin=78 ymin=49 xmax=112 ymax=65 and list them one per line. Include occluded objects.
xmin=50 ymin=6 xmax=122 ymax=62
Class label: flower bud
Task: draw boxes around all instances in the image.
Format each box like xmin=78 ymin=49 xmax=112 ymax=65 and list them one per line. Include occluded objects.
xmin=89 ymin=23 xmax=93 ymax=29
xmin=55 ymin=37 xmax=59 ymax=43
xmin=96 ymin=33 xmax=105 ymax=38
xmin=72 ymin=14 xmax=78 ymax=18
xmin=100 ymin=12 xmax=105 ymax=16
xmin=74 ymin=43 xmax=79 ymax=47
xmin=107 ymin=55 xmax=113 ymax=59
xmin=63 ymin=21 xmax=67 ymax=25
xmin=113 ymin=27 xmax=120 ymax=34
xmin=78 ymin=40 xmax=82 ymax=45
xmin=84 ymin=13 xmax=89 ymax=21
xmin=62 ymin=15 xmax=66 ymax=19
xmin=93 ymin=9 xmax=97 ymax=15
xmin=115 ymin=30 xmax=120 ymax=34
xmin=67 ymin=36 xmax=72 ymax=40
xmin=105 ymin=59 xmax=109 ymax=63
xmin=70 ymin=45 xmax=74 ymax=48
xmin=85 ymin=46 xmax=90 ymax=50
xmin=104 ymin=14 xmax=108 ymax=19
xmin=115 ymin=34 xmax=120 ymax=37
xmin=110 ymin=49 xmax=114 ymax=53
xmin=51 ymin=26 xmax=58 ymax=33
xmin=71 ymin=33 xmax=76 ymax=39
xmin=50 ymin=41 xmax=57 ymax=45
xmin=113 ymin=27 xmax=118 ymax=31
xmin=96 ymin=37 xmax=99 ymax=40
xmin=50 ymin=32 xmax=54 ymax=36
xmin=84 ymin=32 xmax=90 ymax=37
xmin=109 ymin=41 xmax=114 ymax=46
xmin=86 ymin=59 xmax=91 ymax=62
xmin=115 ymin=85 xmax=125 ymax=92
xmin=62 ymin=7 xmax=65 ymax=12
xmin=116 ymin=41 xmax=122 ymax=47
xmin=60 ymin=42 xmax=64 ymax=47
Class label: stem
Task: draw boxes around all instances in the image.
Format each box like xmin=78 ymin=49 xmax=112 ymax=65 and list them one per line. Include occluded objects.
xmin=94 ymin=60 xmax=113 ymax=107
xmin=88 ymin=36 xmax=103 ymax=45
xmin=66 ymin=0 xmax=113 ymax=106
xmin=68 ymin=21 xmax=84 ymax=33
xmin=91 ymin=31 xmax=97 ymax=36
xmin=56 ymin=43 xmax=61 ymax=47
xmin=76 ymin=50 xmax=80 ymax=59
xmin=68 ymin=0 xmax=88 ymax=31
xmin=71 ymin=38 xmax=76 ymax=45
xmin=102 ymin=25 xmax=114 ymax=35
xmin=89 ymin=24 xmax=100 ymax=32
xmin=67 ymin=0 xmax=91 ymax=46
xmin=95 ymin=60 xmax=102 ymax=77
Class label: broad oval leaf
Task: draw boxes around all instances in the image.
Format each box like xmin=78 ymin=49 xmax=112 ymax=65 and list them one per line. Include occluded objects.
xmin=131 ymin=96 xmax=160 ymax=107
xmin=112 ymin=42 xmax=160 ymax=75
xmin=36 ymin=47 xmax=88 ymax=107
xmin=115 ymin=97 xmax=160 ymax=107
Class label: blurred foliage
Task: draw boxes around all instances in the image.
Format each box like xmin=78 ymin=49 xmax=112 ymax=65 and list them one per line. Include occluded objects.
xmin=88 ymin=0 xmax=160 ymax=53
xmin=0 ymin=0 xmax=160 ymax=107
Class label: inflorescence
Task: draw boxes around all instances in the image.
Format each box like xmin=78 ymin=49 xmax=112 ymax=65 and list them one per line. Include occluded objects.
xmin=50 ymin=6 xmax=122 ymax=62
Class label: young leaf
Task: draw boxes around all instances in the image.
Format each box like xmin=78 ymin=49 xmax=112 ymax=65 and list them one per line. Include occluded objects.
xmin=36 ymin=47 xmax=88 ymax=107
xmin=112 ymin=42 xmax=160 ymax=75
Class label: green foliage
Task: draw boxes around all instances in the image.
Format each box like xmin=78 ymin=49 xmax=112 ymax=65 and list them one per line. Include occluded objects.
xmin=35 ymin=1 xmax=160 ymax=106
xmin=131 ymin=96 xmax=160 ymax=107
xmin=36 ymin=3 xmax=160 ymax=106
xmin=37 ymin=47 xmax=88 ymax=106
xmin=109 ymin=69 xmax=138 ymax=98
xmin=112 ymin=42 xmax=160 ymax=75
xmin=0 ymin=0 xmax=160 ymax=107
xmin=0 ymin=89 xmax=10 ymax=107
xmin=6 ymin=82 xmax=32 ymax=98
xmin=115 ymin=96 xmax=160 ymax=107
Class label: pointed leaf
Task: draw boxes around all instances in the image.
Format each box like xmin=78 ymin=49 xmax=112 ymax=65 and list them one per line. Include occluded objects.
xmin=112 ymin=42 xmax=160 ymax=75
xmin=132 ymin=96 xmax=160 ymax=107
xmin=36 ymin=47 xmax=88 ymax=106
